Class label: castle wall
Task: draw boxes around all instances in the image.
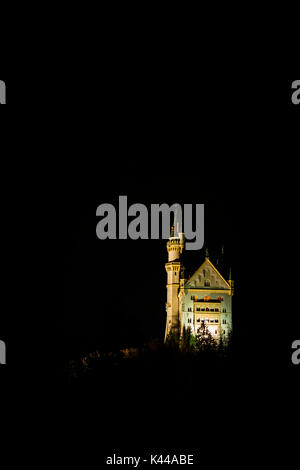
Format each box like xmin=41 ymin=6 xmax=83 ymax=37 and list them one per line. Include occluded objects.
xmin=180 ymin=288 xmax=232 ymax=341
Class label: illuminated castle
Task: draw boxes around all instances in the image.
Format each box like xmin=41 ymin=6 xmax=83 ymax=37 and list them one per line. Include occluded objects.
xmin=165 ymin=227 xmax=233 ymax=342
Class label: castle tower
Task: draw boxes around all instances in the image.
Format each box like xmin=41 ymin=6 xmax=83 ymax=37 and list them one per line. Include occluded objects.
xmin=164 ymin=226 xmax=185 ymax=340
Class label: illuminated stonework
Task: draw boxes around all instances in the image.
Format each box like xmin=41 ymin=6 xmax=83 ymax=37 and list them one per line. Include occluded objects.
xmin=165 ymin=232 xmax=233 ymax=342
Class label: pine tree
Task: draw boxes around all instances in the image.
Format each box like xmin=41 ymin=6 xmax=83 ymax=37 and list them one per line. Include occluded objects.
xmin=181 ymin=326 xmax=192 ymax=352
xmin=194 ymin=320 xmax=217 ymax=352
xmin=165 ymin=327 xmax=179 ymax=349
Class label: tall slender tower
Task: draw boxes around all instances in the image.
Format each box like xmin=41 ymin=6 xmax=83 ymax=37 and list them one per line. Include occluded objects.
xmin=165 ymin=226 xmax=185 ymax=341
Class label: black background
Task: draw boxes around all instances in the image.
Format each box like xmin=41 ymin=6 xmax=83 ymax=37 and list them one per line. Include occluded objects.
xmin=1 ymin=69 xmax=299 ymax=465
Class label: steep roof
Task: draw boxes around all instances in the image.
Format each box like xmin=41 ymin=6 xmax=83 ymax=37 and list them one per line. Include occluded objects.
xmin=184 ymin=257 xmax=230 ymax=290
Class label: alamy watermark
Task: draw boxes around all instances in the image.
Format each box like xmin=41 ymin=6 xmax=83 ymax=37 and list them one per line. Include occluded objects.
xmin=291 ymin=80 xmax=300 ymax=105
xmin=0 ymin=340 xmax=6 ymax=365
xmin=0 ymin=80 xmax=6 ymax=104
xmin=291 ymin=340 xmax=300 ymax=365
xmin=96 ymin=197 xmax=204 ymax=251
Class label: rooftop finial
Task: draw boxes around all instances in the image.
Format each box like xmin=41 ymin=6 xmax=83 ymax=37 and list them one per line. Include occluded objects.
xmin=205 ymin=247 xmax=209 ymax=259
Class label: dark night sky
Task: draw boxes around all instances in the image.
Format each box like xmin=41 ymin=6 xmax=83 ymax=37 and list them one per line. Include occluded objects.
xmin=60 ymin=78 xmax=299 ymax=362
xmin=1 ymin=74 xmax=298 ymax=369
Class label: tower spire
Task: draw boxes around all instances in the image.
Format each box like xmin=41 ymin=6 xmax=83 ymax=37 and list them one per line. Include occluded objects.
xmin=173 ymin=203 xmax=182 ymax=238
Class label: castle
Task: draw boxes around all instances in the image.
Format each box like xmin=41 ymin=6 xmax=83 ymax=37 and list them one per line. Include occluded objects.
xmin=165 ymin=227 xmax=233 ymax=342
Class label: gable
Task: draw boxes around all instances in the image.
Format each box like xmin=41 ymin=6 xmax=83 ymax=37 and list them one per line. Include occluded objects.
xmin=185 ymin=259 xmax=230 ymax=290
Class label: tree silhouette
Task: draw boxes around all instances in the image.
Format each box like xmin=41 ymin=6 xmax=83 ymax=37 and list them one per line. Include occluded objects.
xmin=194 ymin=320 xmax=217 ymax=351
